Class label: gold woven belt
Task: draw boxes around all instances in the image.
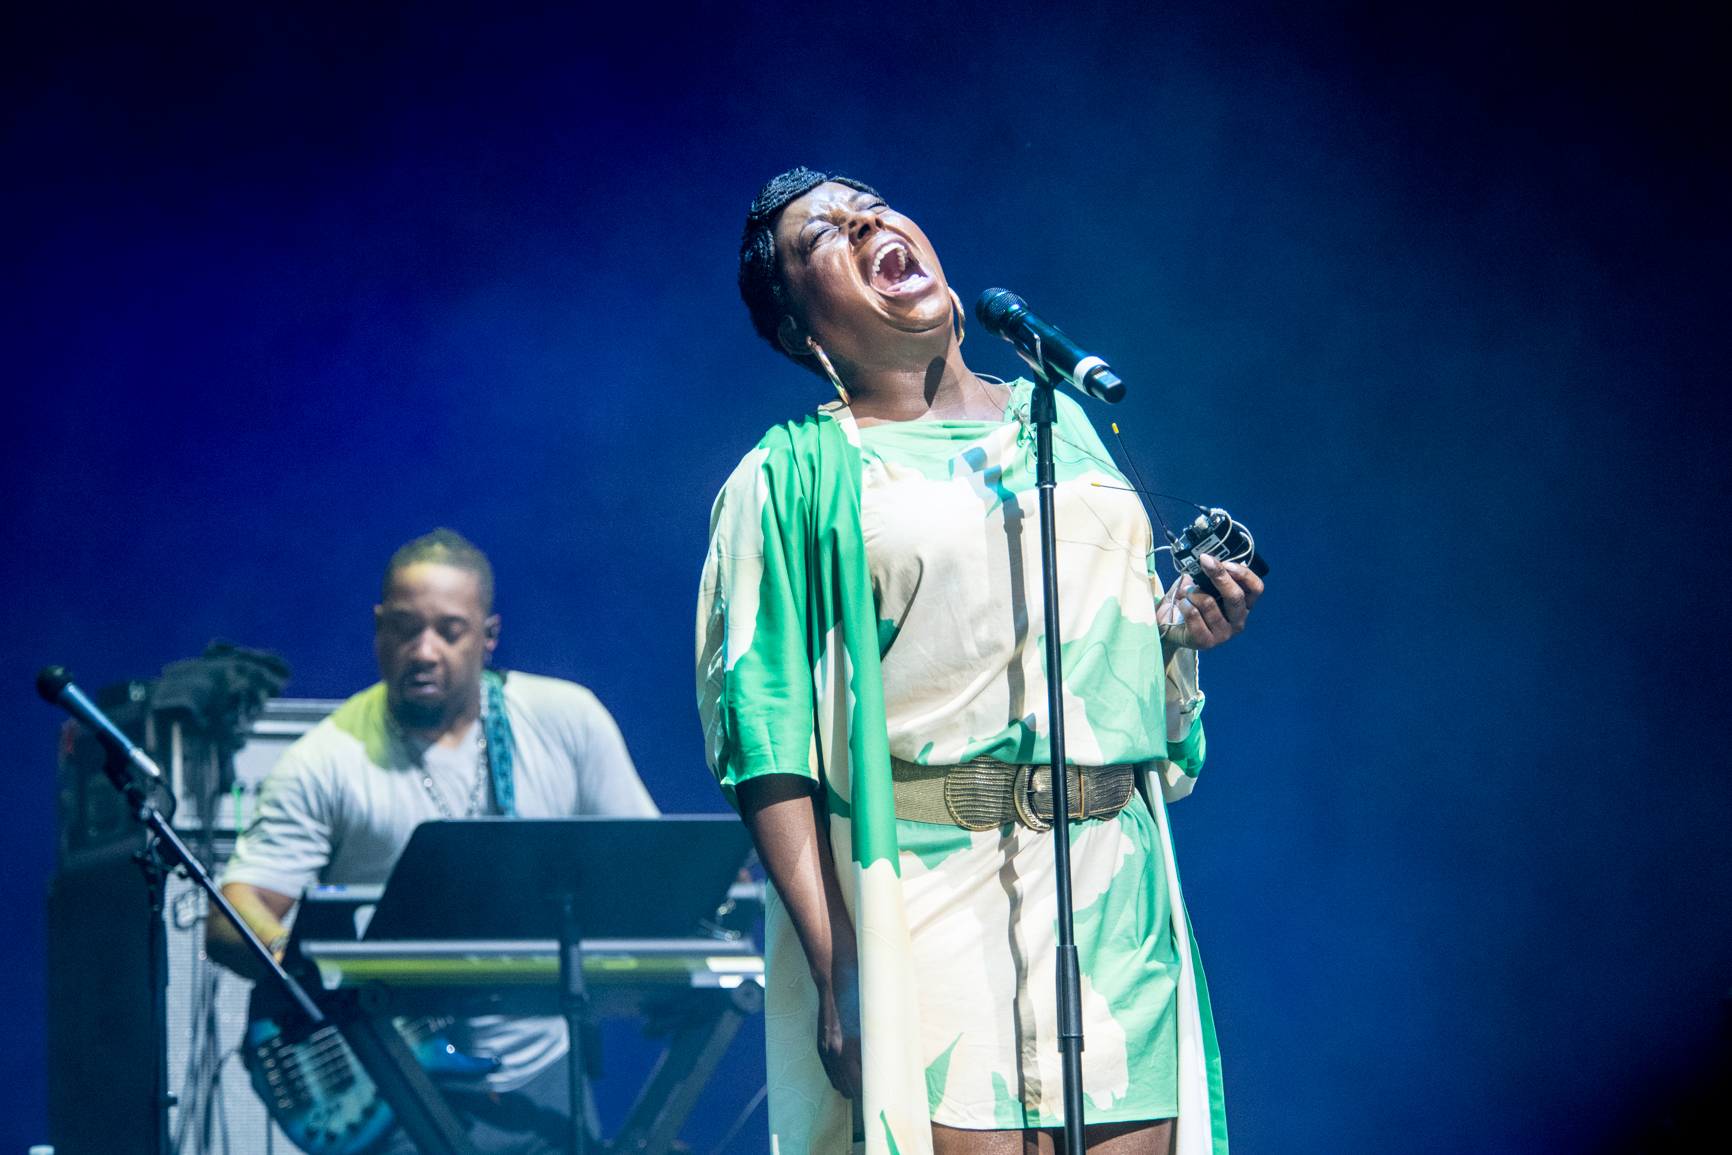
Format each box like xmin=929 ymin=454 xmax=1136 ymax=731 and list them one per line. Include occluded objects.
xmin=890 ymin=756 xmax=1138 ymax=831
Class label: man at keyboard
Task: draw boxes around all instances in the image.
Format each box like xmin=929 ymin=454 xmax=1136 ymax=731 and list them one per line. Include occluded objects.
xmin=208 ymin=527 xmax=659 ymax=1154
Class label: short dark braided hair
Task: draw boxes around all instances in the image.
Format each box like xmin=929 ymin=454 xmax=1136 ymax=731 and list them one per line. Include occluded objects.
xmin=738 ymin=166 xmax=882 ymax=368
xmin=382 ymin=528 xmax=496 ymax=614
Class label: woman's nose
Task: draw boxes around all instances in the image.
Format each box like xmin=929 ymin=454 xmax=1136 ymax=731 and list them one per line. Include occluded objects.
xmin=844 ymin=209 xmax=881 ymax=243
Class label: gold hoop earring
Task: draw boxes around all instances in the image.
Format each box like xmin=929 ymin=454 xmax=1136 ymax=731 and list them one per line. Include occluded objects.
xmin=808 ymin=339 xmax=851 ymax=405
xmin=947 ymin=286 xmax=966 ymax=345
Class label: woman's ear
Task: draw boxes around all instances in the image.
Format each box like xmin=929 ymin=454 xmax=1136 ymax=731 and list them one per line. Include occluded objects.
xmin=776 ymin=314 xmax=810 ymax=358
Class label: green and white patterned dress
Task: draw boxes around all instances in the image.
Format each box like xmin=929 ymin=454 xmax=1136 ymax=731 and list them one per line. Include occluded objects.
xmin=697 ymin=381 xmax=1228 ymax=1155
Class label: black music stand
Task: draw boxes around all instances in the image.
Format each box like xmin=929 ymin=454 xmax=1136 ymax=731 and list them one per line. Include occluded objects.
xmin=365 ymin=816 xmax=756 ymax=1155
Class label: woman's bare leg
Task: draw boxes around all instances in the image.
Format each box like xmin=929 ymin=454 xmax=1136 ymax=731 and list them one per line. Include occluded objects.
xmin=931 ymin=1123 xmax=1024 ymax=1155
xmin=932 ymin=1119 xmax=1175 ymax=1155
xmin=1065 ymin=1119 xmax=1174 ymax=1154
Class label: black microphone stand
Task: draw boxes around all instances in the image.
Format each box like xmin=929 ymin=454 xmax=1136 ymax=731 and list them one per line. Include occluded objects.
xmin=981 ymin=285 xmax=1126 ymax=1154
xmin=1029 ymin=375 xmax=1090 ymax=1155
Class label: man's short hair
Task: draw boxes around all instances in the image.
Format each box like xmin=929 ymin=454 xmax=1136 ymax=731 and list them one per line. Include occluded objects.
xmin=738 ymin=166 xmax=882 ymax=371
xmin=382 ymin=528 xmax=495 ymax=614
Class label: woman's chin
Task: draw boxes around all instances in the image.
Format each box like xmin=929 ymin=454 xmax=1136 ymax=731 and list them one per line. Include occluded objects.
xmin=872 ymin=280 xmax=951 ymax=329
xmin=888 ymin=299 xmax=955 ymax=339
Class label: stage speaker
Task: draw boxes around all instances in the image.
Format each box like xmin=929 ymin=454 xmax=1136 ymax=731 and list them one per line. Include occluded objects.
xmin=47 ymin=832 xmax=169 ymax=1155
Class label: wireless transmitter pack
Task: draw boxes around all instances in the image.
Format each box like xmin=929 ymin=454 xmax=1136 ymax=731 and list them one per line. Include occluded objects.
xmin=1166 ymin=508 xmax=1269 ymax=603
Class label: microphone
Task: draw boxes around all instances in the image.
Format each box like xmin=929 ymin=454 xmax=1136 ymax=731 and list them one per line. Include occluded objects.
xmin=36 ymin=665 xmax=165 ymax=784
xmin=975 ymin=289 xmax=1125 ymax=403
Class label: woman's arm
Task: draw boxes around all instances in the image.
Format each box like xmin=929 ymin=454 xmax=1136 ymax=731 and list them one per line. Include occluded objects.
xmin=738 ymin=773 xmax=862 ymax=1099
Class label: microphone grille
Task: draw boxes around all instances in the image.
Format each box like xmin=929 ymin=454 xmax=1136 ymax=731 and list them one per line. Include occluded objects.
xmin=36 ymin=665 xmax=74 ymax=704
xmin=974 ymin=288 xmax=1026 ymax=337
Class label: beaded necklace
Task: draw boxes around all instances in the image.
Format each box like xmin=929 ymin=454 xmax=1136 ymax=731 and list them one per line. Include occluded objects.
xmin=399 ymin=670 xmax=516 ymax=818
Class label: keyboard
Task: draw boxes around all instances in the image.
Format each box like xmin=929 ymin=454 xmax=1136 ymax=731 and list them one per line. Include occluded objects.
xmin=296 ymin=936 xmax=764 ymax=1018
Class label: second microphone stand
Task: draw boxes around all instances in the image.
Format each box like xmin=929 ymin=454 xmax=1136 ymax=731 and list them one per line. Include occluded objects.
xmin=43 ymin=675 xmax=481 ymax=1155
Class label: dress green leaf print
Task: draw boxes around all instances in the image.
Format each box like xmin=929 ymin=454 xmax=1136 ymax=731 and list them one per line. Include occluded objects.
xmin=698 ymin=382 xmax=1228 ymax=1155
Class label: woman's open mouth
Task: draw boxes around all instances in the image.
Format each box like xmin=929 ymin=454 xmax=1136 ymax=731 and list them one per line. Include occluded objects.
xmin=868 ymin=236 xmax=933 ymax=296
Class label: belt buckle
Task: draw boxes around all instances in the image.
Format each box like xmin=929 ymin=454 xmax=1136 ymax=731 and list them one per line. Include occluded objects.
xmin=1012 ymin=763 xmax=1052 ymax=832
xmin=1015 ymin=763 xmax=1126 ymax=829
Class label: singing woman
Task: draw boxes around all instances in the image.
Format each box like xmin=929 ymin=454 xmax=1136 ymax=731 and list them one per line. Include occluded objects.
xmin=697 ymin=167 xmax=1262 ymax=1155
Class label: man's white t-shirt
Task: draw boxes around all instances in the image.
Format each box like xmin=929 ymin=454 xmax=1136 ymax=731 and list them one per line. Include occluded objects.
xmin=223 ymin=671 xmax=658 ymax=1090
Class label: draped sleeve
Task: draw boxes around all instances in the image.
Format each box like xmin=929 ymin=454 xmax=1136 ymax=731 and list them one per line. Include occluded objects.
xmin=696 ymin=427 xmax=822 ymax=811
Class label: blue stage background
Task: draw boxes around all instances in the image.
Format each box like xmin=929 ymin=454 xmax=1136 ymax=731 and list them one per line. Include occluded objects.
xmin=4 ymin=2 xmax=1728 ymax=1151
